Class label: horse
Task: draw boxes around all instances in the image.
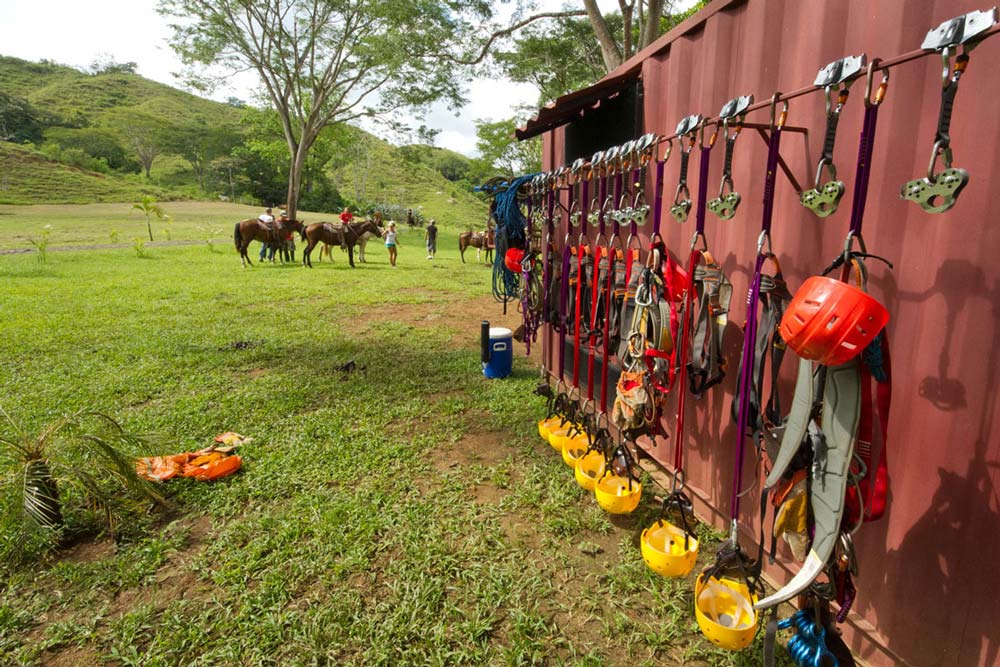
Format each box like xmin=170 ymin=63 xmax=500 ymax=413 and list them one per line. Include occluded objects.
xmin=319 ymin=216 xmax=384 ymax=263
xmin=233 ymin=218 xmax=305 ymax=268
xmin=302 ymin=219 xmax=382 ymax=268
xmin=459 ymin=230 xmax=494 ymax=264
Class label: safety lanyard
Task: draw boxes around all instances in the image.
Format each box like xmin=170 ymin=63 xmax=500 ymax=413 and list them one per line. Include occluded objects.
xmin=521 ymin=194 xmax=535 ymax=355
xmin=573 ymin=176 xmax=589 ymax=391
xmin=542 ymin=178 xmax=556 ymax=375
xmin=848 ymin=62 xmax=888 ymax=239
xmin=558 ymin=168 xmax=575 ymax=381
xmin=674 ymin=129 xmax=715 ymax=472
xmin=732 ymin=96 xmax=787 ymax=529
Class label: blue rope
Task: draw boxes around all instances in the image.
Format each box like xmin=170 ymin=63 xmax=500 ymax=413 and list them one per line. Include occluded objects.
xmin=491 ymin=173 xmax=538 ymax=303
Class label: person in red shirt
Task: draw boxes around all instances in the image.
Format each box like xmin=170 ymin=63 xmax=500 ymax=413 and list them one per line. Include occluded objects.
xmin=340 ymin=207 xmax=354 ymax=225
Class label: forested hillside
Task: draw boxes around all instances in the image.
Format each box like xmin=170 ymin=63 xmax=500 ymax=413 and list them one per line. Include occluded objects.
xmin=0 ymin=56 xmax=490 ymax=226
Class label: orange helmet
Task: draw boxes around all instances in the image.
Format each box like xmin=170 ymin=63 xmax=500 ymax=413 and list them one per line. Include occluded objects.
xmin=779 ymin=276 xmax=888 ymax=366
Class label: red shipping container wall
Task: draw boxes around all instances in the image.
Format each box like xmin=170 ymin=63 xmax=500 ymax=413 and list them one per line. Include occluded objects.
xmin=534 ymin=2 xmax=1000 ymax=666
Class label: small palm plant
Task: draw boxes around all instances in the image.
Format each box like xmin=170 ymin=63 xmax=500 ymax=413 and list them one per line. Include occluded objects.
xmin=0 ymin=407 xmax=167 ymax=562
xmin=132 ymin=195 xmax=165 ymax=242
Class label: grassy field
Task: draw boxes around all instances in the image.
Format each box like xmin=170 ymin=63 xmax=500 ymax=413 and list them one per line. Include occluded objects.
xmin=0 ymin=204 xmax=784 ymax=666
xmin=0 ymin=201 xmax=485 ymax=253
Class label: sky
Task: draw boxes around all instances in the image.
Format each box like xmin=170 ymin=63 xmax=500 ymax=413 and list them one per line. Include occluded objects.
xmin=0 ymin=0 xmax=662 ymax=156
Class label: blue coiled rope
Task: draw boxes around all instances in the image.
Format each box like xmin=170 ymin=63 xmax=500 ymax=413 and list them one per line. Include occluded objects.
xmin=491 ymin=173 xmax=538 ymax=305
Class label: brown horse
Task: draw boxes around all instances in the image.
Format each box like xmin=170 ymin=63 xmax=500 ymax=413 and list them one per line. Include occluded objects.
xmin=318 ymin=216 xmax=384 ymax=263
xmin=459 ymin=230 xmax=494 ymax=264
xmin=233 ymin=218 xmax=305 ymax=268
xmin=302 ymin=219 xmax=382 ymax=268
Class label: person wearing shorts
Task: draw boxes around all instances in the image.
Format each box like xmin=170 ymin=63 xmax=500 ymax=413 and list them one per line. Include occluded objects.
xmin=383 ymin=221 xmax=399 ymax=267
xmin=425 ymin=219 xmax=437 ymax=259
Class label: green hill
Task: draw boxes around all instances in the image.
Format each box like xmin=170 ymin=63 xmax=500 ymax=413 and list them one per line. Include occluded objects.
xmin=0 ymin=142 xmax=170 ymax=205
xmin=0 ymin=55 xmax=489 ymax=228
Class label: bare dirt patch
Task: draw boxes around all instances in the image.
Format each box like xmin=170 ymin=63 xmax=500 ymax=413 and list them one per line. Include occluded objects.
xmin=40 ymin=645 xmax=100 ymax=667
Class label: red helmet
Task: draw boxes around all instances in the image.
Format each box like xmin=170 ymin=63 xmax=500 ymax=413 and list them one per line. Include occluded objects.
xmin=504 ymin=248 xmax=526 ymax=272
xmin=779 ymin=276 xmax=888 ymax=366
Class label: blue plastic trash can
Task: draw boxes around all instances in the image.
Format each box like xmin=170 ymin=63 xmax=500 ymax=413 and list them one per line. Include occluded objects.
xmin=483 ymin=326 xmax=513 ymax=379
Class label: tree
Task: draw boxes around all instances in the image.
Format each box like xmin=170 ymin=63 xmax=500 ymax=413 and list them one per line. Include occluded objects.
xmin=133 ymin=195 xmax=165 ymax=242
xmin=172 ymin=123 xmax=242 ymax=191
xmin=160 ymin=0 xmax=485 ymax=220
xmin=0 ymin=91 xmax=47 ymax=144
xmin=474 ymin=117 xmax=541 ymax=179
xmin=89 ymin=54 xmax=139 ymax=76
xmin=109 ymin=112 xmax=172 ymax=179
xmin=0 ymin=407 xmax=165 ymax=563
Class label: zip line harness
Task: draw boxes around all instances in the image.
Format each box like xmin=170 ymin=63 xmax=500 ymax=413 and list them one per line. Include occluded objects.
xmin=757 ymin=62 xmax=894 ymax=667
xmin=698 ymin=94 xmax=791 ymax=652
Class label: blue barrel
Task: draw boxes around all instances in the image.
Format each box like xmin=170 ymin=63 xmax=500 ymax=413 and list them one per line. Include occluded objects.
xmin=483 ymin=326 xmax=513 ymax=379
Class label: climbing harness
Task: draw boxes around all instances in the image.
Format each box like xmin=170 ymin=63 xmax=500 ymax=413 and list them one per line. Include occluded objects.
xmin=901 ymin=8 xmax=997 ymax=213
xmin=707 ymin=95 xmax=752 ymax=220
xmin=757 ymin=67 xmax=896 ymax=650
xmin=800 ymin=54 xmax=866 ymax=218
xmin=670 ymin=114 xmax=703 ymax=222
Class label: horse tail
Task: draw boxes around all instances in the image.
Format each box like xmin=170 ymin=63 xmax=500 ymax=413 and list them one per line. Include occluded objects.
xmin=233 ymin=222 xmax=243 ymax=253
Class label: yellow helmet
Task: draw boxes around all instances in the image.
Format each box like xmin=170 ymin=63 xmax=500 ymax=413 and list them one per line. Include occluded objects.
xmin=641 ymin=520 xmax=699 ymax=577
xmin=694 ymin=574 xmax=758 ymax=650
xmin=549 ymin=424 xmax=586 ymax=454
xmin=593 ymin=473 xmax=642 ymax=514
xmin=560 ymin=433 xmax=589 ymax=467
xmin=537 ymin=415 xmax=562 ymax=441
xmin=574 ymin=450 xmax=605 ymax=491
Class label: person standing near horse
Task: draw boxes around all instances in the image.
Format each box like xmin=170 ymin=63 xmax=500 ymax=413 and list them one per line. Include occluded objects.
xmin=278 ymin=210 xmax=295 ymax=262
xmin=424 ymin=219 xmax=437 ymax=260
xmin=258 ymin=207 xmax=275 ymax=262
xmin=406 ymin=208 xmax=415 ymax=229
xmin=383 ymin=221 xmax=400 ymax=267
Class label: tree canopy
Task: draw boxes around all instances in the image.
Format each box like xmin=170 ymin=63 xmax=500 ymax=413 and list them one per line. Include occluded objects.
xmin=159 ymin=0 xmax=486 ymax=217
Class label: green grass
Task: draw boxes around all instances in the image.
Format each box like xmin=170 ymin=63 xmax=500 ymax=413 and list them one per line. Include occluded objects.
xmin=0 ymin=204 xmax=788 ymax=666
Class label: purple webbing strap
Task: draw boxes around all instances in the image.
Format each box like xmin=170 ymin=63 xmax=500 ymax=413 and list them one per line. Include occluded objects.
xmin=695 ymin=146 xmax=712 ymax=236
xmin=543 ymin=188 xmax=555 ymax=374
xmin=730 ymin=123 xmax=784 ymax=519
xmin=614 ymin=172 xmax=624 ymax=231
xmin=652 ymin=158 xmax=666 ymax=236
xmin=558 ymin=183 xmax=575 ymax=380
xmin=522 ymin=197 xmax=534 ymax=355
xmin=848 ymin=103 xmax=880 ymax=237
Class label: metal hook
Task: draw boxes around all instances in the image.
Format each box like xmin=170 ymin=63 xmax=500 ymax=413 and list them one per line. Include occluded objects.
xmin=769 ymin=92 xmax=787 ymax=131
xmin=864 ymin=58 xmax=890 ymax=108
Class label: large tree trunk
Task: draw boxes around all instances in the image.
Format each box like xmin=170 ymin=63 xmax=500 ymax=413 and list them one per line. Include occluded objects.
xmin=640 ymin=0 xmax=665 ymax=49
xmin=583 ymin=0 xmax=622 ymax=72
xmin=286 ymin=140 xmax=310 ymax=221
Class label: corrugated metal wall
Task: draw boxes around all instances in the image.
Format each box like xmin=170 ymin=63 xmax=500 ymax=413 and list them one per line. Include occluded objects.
xmin=537 ymin=1 xmax=1000 ymax=666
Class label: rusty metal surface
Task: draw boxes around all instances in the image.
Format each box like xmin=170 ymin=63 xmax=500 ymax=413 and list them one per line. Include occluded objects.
xmin=536 ymin=1 xmax=1000 ymax=665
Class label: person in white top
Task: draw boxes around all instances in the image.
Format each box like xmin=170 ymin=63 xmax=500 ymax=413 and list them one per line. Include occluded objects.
xmin=257 ymin=208 xmax=275 ymax=261
xmin=383 ymin=221 xmax=399 ymax=267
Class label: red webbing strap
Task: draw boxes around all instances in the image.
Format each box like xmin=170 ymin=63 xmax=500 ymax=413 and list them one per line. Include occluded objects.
xmin=849 ymin=334 xmax=891 ymax=522
xmin=673 ymin=248 xmax=702 ymax=470
xmin=573 ymin=244 xmax=584 ymax=389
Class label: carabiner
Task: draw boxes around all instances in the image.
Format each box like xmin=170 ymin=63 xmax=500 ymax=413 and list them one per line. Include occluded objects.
xmin=864 ymin=58 xmax=890 ymax=108
xmin=769 ymin=92 xmax=788 ymax=131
